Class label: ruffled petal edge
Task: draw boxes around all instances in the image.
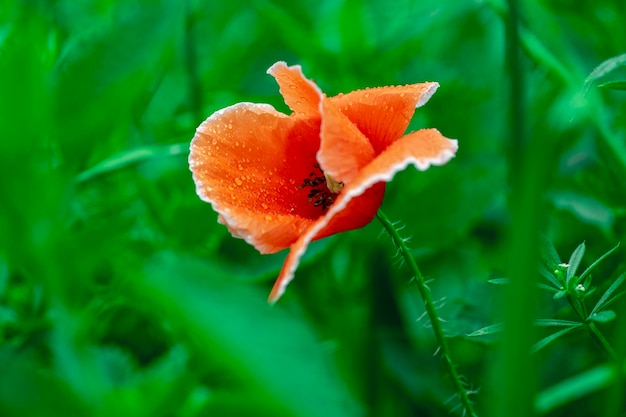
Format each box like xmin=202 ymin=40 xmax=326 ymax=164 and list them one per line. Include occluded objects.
xmin=268 ymin=128 xmax=458 ymax=302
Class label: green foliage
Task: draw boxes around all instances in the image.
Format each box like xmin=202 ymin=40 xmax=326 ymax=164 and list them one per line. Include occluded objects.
xmin=1 ymin=1 xmax=625 ymax=416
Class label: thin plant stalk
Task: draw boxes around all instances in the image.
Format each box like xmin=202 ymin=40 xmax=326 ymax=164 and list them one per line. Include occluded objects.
xmin=565 ymin=294 xmax=618 ymax=361
xmin=376 ymin=210 xmax=476 ymax=417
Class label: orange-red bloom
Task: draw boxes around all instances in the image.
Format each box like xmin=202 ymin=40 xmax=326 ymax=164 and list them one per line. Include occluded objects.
xmin=189 ymin=61 xmax=457 ymax=302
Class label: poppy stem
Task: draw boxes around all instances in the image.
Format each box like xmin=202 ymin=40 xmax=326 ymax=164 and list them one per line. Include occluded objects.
xmin=376 ymin=210 xmax=477 ymax=417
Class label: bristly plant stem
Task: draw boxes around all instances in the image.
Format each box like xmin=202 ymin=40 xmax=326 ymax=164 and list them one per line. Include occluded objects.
xmin=376 ymin=210 xmax=477 ymax=417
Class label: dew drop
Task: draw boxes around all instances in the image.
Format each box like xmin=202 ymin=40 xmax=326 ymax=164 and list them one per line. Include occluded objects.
xmin=261 ymin=203 xmax=268 ymax=209
xmin=235 ymin=177 xmax=243 ymax=186
xmin=238 ymin=164 xmax=244 ymax=171
xmin=265 ymin=215 xmax=273 ymax=221
xmin=235 ymin=141 xmax=240 ymax=147
xmin=212 ymin=139 xmax=217 ymax=145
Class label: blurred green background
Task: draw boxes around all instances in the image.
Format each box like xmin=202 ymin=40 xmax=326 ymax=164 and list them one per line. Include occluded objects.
xmin=1 ymin=0 xmax=625 ymax=416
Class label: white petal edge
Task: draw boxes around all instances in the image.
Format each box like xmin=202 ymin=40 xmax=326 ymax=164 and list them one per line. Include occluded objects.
xmin=416 ymin=82 xmax=439 ymax=108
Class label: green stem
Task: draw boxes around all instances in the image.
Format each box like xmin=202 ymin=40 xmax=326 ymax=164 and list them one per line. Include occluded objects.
xmin=565 ymin=294 xmax=617 ymax=360
xmin=376 ymin=210 xmax=476 ymax=417
xmin=586 ymin=322 xmax=618 ymax=361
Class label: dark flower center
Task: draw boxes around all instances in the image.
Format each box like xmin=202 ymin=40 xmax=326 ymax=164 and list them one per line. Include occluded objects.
xmin=298 ymin=163 xmax=342 ymax=211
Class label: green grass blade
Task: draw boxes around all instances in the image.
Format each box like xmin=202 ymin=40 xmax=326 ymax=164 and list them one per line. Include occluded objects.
xmin=534 ymin=319 xmax=581 ymax=327
xmin=539 ymin=234 xmax=562 ymax=267
xmin=535 ymin=363 xmax=624 ymax=415
xmin=590 ymin=273 xmax=626 ymax=317
xmin=566 ymin=242 xmax=586 ymax=284
xmin=532 ymin=324 xmax=582 ymax=353
xmin=466 ymin=323 xmax=504 ymax=337
xmin=577 ymin=242 xmax=620 ymax=285
xmin=488 ymin=278 xmax=510 ymax=285
xmin=539 ymin=263 xmax=563 ymax=290
xmin=76 ymin=143 xmax=188 ymax=183
xmin=598 ymin=80 xmax=626 ymax=91
xmin=584 ymin=53 xmax=626 ymax=89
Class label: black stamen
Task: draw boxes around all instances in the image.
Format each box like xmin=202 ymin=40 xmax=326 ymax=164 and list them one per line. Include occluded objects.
xmin=297 ymin=163 xmax=340 ymax=211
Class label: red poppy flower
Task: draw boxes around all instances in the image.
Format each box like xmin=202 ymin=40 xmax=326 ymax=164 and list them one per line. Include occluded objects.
xmin=189 ymin=61 xmax=457 ymax=302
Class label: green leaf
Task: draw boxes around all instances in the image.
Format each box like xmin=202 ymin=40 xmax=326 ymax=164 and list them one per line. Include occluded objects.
xmin=566 ymin=242 xmax=586 ymax=284
xmin=539 ymin=234 xmax=561 ymax=268
xmin=76 ymin=143 xmax=188 ymax=183
xmin=54 ymin=0 xmax=182 ymax=161
xmin=137 ymin=251 xmax=365 ymax=417
xmin=532 ymin=324 xmax=582 ymax=353
xmin=553 ymin=289 xmax=568 ymax=300
xmin=466 ymin=323 xmax=503 ymax=337
xmin=537 ymin=282 xmax=558 ymax=292
xmin=598 ymin=80 xmax=626 ymax=90
xmin=0 ymin=347 xmax=90 ymax=416
xmin=577 ymin=242 xmax=620 ymax=286
xmin=584 ymin=53 xmax=626 ymax=89
xmin=589 ymin=310 xmax=616 ymax=323
xmin=590 ymin=273 xmax=625 ymax=317
xmin=487 ymin=278 xmax=509 ymax=285
xmin=534 ymin=319 xmax=581 ymax=327
xmin=487 ymin=277 xmax=557 ymax=292
xmin=535 ymin=363 xmax=621 ymax=415
xmin=538 ymin=262 xmax=562 ymax=290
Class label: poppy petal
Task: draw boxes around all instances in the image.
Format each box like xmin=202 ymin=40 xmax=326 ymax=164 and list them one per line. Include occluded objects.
xmin=317 ymin=97 xmax=376 ymax=184
xmin=190 ymin=102 xmax=328 ymax=254
xmin=267 ymin=61 xmax=322 ymax=119
xmin=268 ymin=128 xmax=457 ymax=302
xmin=330 ymin=82 xmax=439 ymax=153
xmin=269 ymin=182 xmax=385 ymax=303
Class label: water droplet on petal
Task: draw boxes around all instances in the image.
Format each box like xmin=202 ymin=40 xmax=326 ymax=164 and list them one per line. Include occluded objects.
xmin=235 ymin=178 xmax=243 ymax=186
xmin=261 ymin=203 xmax=268 ymax=209
xmin=238 ymin=164 xmax=243 ymax=171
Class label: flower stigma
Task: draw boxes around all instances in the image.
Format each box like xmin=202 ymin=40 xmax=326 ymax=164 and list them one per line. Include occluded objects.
xmin=324 ymin=172 xmax=344 ymax=194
